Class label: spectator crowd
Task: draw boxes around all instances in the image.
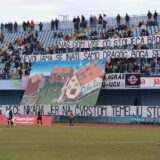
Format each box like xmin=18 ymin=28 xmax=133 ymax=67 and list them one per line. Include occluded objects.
xmin=0 ymin=32 xmax=45 ymax=79
xmin=0 ymin=11 xmax=159 ymax=79
xmin=106 ymin=58 xmax=160 ymax=76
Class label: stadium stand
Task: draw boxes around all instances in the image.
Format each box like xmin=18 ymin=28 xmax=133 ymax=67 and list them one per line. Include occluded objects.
xmin=0 ymin=13 xmax=160 ymax=80
xmin=0 ymin=11 xmax=160 ymax=109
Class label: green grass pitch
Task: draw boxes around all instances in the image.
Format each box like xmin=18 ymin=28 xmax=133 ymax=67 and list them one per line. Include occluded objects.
xmin=0 ymin=125 xmax=160 ymax=160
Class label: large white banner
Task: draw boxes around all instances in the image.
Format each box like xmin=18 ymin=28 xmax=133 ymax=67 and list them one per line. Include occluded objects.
xmin=21 ymin=49 xmax=160 ymax=63
xmin=141 ymin=77 xmax=160 ymax=88
xmin=0 ymin=105 xmax=160 ymax=118
xmin=58 ymin=35 xmax=160 ymax=49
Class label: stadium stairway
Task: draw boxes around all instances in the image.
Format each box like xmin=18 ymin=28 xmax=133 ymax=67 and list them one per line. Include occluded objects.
xmin=133 ymin=24 xmax=160 ymax=37
xmin=0 ymin=31 xmax=28 ymax=49
xmin=156 ymin=31 xmax=160 ymax=35
xmin=71 ymin=28 xmax=92 ymax=41
xmin=130 ymin=24 xmax=138 ymax=32
xmin=37 ymin=29 xmax=74 ymax=50
xmin=37 ymin=28 xmax=91 ymax=49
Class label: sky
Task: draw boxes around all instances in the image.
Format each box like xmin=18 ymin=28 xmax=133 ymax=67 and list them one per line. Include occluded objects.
xmin=0 ymin=0 xmax=159 ymax=23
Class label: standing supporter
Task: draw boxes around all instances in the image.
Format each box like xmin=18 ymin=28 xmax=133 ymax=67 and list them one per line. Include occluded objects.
xmin=98 ymin=14 xmax=103 ymax=27
xmin=77 ymin=16 xmax=80 ymax=31
xmin=22 ymin=21 xmax=26 ymax=31
xmin=125 ymin=13 xmax=130 ymax=27
xmin=14 ymin=21 xmax=18 ymax=32
xmin=81 ymin=15 xmax=85 ymax=23
xmin=0 ymin=33 xmax=4 ymax=43
xmin=35 ymin=30 xmax=38 ymax=38
xmin=10 ymin=22 xmax=13 ymax=33
xmin=30 ymin=20 xmax=35 ymax=31
xmin=77 ymin=16 xmax=80 ymax=24
xmin=103 ymin=14 xmax=107 ymax=29
xmin=73 ymin=17 xmax=77 ymax=31
xmin=51 ymin=19 xmax=55 ymax=30
xmin=153 ymin=11 xmax=158 ymax=23
xmin=55 ymin=18 xmax=59 ymax=30
xmin=93 ymin=15 xmax=97 ymax=28
xmin=4 ymin=23 xmax=7 ymax=32
xmin=90 ymin=15 xmax=93 ymax=28
xmin=73 ymin=17 xmax=79 ymax=32
xmin=81 ymin=15 xmax=86 ymax=28
xmin=1 ymin=23 xmax=4 ymax=33
xmin=147 ymin=10 xmax=152 ymax=20
xmin=39 ymin=22 xmax=43 ymax=31
xmin=116 ymin=14 xmax=121 ymax=26
xmin=27 ymin=21 xmax=30 ymax=31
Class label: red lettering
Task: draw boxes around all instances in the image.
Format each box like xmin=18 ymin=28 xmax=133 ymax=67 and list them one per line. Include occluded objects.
xmin=154 ymin=79 xmax=160 ymax=86
xmin=141 ymin=79 xmax=145 ymax=85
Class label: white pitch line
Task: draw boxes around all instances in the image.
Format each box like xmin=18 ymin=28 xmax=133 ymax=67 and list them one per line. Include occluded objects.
xmin=0 ymin=140 xmax=156 ymax=149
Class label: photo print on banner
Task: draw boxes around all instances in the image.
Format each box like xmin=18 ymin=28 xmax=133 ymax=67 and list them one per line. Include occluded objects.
xmin=21 ymin=60 xmax=105 ymax=106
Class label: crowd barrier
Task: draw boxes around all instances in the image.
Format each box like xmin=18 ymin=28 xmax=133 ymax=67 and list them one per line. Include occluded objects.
xmin=0 ymin=115 xmax=52 ymax=125
xmin=52 ymin=115 xmax=160 ymax=124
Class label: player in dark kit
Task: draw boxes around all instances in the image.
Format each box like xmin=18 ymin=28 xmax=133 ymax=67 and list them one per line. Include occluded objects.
xmin=9 ymin=109 xmax=14 ymax=126
xmin=37 ymin=108 xmax=43 ymax=125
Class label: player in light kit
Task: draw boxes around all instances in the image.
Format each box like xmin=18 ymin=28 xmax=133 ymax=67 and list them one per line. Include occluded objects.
xmin=6 ymin=109 xmax=10 ymax=126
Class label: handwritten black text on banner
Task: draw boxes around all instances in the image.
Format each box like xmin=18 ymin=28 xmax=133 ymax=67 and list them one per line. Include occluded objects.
xmin=21 ymin=49 xmax=160 ymax=63
xmin=58 ymin=35 xmax=160 ymax=49
xmin=1 ymin=105 xmax=160 ymax=118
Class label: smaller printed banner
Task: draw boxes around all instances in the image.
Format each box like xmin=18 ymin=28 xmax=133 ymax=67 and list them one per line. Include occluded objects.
xmin=0 ymin=115 xmax=52 ymax=125
xmin=102 ymin=73 xmax=125 ymax=89
xmin=141 ymin=77 xmax=160 ymax=88
xmin=125 ymin=74 xmax=141 ymax=88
